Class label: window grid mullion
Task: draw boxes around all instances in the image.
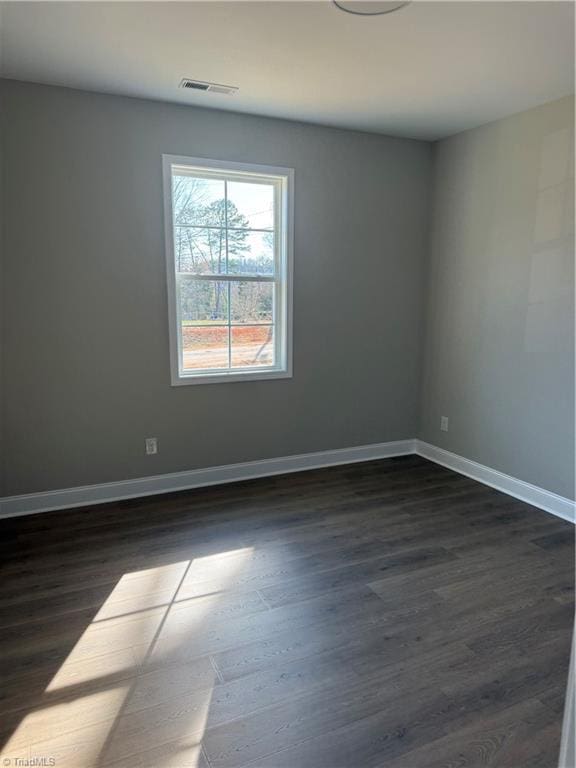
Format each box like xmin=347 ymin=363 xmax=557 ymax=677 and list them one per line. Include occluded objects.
xmin=177 ymin=273 xmax=275 ymax=283
xmin=224 ymin=180 xmax=231 ymax=368
xmin=227 ymin=282 xmax=232 ymax=369
xmin=174 ymin=224 xmax=273 ymax=234
xmin=182 ymin=322 xmax=274 ymax=328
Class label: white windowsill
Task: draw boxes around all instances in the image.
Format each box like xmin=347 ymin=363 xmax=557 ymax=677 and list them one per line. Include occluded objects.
xmin=171 ymin=368 xmax=292 ymax=386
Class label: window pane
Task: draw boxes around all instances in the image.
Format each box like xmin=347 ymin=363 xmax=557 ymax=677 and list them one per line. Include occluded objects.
xmin=230 ymin=281 xmax=274 ymax=324
xmin=231 ymin=325 xmax=274 ymax=368
xmin=179 ymin=280 xmax=228 ymax=324
xmin=175 ymin=226 xmax=227 ymax=274
xmin=228 ymin=231 xmax=274 ymax=275
xmin=172 ymin=175 xmax=225 ymax=226
xmin=227 ymin=181 xmax=274 ymax=230
xmin=182 ymin=326 xmax=229 ymax=371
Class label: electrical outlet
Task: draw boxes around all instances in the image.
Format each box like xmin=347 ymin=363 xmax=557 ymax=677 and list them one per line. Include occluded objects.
xmin=145 ymin=437 xmax=158 ymax=455
xmin=440 ymin=416 xmax=449 ymax=432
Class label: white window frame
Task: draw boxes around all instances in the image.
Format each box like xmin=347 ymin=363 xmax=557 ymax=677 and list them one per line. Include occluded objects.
xmin=162 ymin=155 xmax=294 ymax=386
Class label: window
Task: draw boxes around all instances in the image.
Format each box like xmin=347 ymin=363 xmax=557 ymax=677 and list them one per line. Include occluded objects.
xmin=163 ymin=156 xmax=293 ymax=385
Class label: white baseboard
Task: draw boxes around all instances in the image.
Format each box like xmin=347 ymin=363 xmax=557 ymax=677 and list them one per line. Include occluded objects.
xmin=0 ymin=439 xmax=416 ymax=519
xmin=1 ymin=438 xmax=573 ymax=523
xmin=415 ymin=440 xmax=576 ymax=524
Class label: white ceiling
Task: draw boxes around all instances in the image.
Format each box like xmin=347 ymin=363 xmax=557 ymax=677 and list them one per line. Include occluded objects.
xmin=0 ymin=1 xmax=573 ymax=140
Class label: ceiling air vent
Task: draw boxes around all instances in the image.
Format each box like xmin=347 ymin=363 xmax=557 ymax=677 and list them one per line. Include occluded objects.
xmin=179 ymin=79 xmax=238 ymax=95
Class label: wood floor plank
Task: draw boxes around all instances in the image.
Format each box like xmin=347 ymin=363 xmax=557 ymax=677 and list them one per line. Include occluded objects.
xmin=0 ymin=456 xmax=572 ymax=768
xmin=381 ymin=697 xmax=561 ymax=768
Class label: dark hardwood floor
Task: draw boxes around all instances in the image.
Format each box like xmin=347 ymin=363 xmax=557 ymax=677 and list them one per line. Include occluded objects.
xmin=0 ymin=455 xmax=573 ymax=767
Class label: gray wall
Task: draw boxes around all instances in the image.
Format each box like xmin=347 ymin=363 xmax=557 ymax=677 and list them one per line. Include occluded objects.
xmin=420 ymin=96 xmax=575 ymax=499
xmin=2 ymin=81 xmax=573 ymax=502
xmin=0 ymin=84 xmax=4 ymax=499
xmin=0 ymin=79 xmax=432 ymax=496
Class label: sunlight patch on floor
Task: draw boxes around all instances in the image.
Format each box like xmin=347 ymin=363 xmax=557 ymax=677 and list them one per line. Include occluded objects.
xmin=1 ymin=548 xmax=255 ymax=768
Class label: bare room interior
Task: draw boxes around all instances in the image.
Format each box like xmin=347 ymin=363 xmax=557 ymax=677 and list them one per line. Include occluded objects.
xmin=0 ymin=1 xmax=575 ymax=766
